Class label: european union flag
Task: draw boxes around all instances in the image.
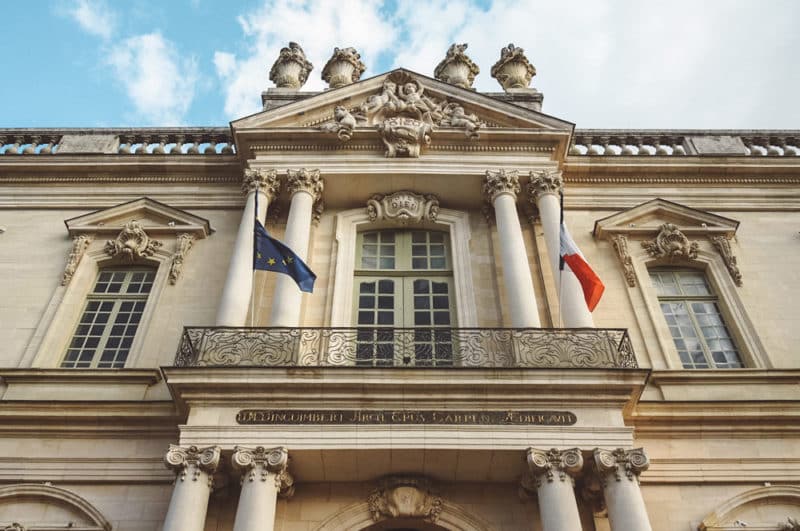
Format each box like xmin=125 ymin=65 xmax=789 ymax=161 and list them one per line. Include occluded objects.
xmin=253 ymin=220 xmax=316 ymax=293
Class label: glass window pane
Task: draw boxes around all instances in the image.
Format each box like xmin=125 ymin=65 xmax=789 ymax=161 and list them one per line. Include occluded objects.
xmin=378 ymin=280 xmax=394 ymax=293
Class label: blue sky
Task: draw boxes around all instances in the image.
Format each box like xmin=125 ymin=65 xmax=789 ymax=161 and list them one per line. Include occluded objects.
xmin=3 ymin=0 xmax=799 ymax=129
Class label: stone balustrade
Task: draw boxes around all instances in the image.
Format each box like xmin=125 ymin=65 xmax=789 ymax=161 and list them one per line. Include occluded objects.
xmin=570 ymin=130 xmax=800 ymax=157
xmin=0 ymin=128 xmax=236 ymax=155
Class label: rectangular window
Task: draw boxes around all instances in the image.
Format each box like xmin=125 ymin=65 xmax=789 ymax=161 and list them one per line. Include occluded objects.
xmin=651 ymin=269 xmax=742 ymax=369
xmin=62 ymin=269 xmax=155 ymax=368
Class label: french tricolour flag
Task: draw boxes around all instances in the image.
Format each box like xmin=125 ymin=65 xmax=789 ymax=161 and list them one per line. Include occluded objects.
xmin=559 ymin=222 xmax=605 ymax=312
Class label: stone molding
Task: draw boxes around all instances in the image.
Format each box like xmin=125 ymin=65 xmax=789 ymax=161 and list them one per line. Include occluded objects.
xmin=527 ymin=447 xmax=584 ymax=486
xmin=286 ymin=168 xmax=323 ymax=201
xmin=611 ymin=234 xmax=637 ymax=287
xmin=367 ymin=476 xmax=443 ymax=523
xmin=242 ymin=167 xmax=280 ymax=198
xmin=0 ymin=483 xmax=112 ymax=530
xmin=434 ymin=43 xmax=480 ymax=89
xmin=61 ymin=234 xmax=93 ymax=285
xmin=527 ymin=169 xmax=564 ymax=201
xmin=491 ymin=43 xmax=536 ymax=91
xmin=593 ymin=448 xmax=650 ymax=485
xmin=366 ymin=191 xmax=440 ymax=225
xmin=699 ymin=485 xmax=800 ymax=530
xmin=711 ymin=235 xmax=743 ymax=286
xmin=321 ymin=47 xmax=366 ymax=88
xmin=269 ymin=42 xmax=313 ymax=89
xmin=104 ymin=220 xmax=164 ymax=261
xmin=164 ymin=445 xmax=221 ymax=485
xmin=168 ymin=233 xmax=195 ymax=284
xmin=231 ymin=446 xmax=294 ymax=496
xmin=641 ymin=223 xmax=699 ymax=261
xmin=483 ymin=169 xmax=520 ymax=202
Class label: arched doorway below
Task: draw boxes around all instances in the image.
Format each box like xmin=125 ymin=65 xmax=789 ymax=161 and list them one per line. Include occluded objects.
xmin=361 ymin=518 xmax=450 ymax=531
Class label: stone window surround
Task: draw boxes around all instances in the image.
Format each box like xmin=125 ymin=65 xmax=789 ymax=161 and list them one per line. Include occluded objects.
xmin=329 ymin=207 xmax=476 ymax=328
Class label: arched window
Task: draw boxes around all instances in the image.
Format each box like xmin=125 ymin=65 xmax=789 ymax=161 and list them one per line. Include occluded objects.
xmin=650 ymin=268 xmax=742 ymax=369
xmin=61 ymin=267 xmax=156 ymax=368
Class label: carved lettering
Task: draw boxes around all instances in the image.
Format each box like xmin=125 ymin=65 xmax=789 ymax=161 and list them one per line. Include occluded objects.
xmin=236 ymin=409 xmax=576 ymax=426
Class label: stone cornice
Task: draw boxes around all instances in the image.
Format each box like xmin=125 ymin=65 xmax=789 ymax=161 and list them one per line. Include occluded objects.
xmin=0 ymin=368 xmax=162 ymax=386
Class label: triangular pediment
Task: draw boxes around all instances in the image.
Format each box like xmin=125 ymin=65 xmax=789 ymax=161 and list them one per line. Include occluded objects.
xmin=65 ymin=197 xmax=213 ymax=237
xmin=233 ymin=68 xmax=573 ymax=132
xmin=593 ymin=198 xmax=739 ymax=239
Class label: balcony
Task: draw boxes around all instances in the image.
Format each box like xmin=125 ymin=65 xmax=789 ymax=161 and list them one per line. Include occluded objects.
xmin=174 ymin=327 xmax=637 ymax=369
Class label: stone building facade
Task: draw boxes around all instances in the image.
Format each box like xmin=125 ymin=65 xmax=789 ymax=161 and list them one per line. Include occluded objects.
xmin=1 ymin=43 xmax=799 ymax=531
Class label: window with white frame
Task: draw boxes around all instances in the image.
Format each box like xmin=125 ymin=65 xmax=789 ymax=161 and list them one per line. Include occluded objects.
xmin=650 ymin=268 xmax=742 ymax=369
xmin=353 ymin=230 xmax=455 ymax=366
xmin=61 ymin=268 xmax=155 ymax=368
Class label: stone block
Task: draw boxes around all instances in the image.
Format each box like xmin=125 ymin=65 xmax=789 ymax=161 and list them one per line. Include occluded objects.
xmin=58 ymin=134 xmax=120 ymax=154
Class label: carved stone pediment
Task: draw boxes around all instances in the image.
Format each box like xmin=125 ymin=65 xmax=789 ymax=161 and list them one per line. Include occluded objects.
xmin=367 ymin=476 xmax=443 ymax=523
xmin=367 ymin=191 xmax=439 ymax=225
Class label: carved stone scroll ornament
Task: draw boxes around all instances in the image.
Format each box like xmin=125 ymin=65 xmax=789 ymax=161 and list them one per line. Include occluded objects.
xmin=377 ymin=117 xmax=433 ymax=158
xmin=321 ymin=47 xmax=366 ymax=88
xmin=433 ymin=43 xmax=480 ymax=89
xmin=231 ymin=446 xmax=295 ymax=497
xmin=483 ymin=169 xmax=521 ymax=202
xmin=780 ymin=517 xmax=800 ymax=530
xmin=269 ymin=42 xmax=313 ymax=89
xmin=61 ymin=234 xmax=93 ymax=285
xmin=491 ymin=43 xmax=537 ymax=91
xmin=611 ymin=234 xmax=637 ymax=287
xmin=105 ymin=220 xmax=163 ymax=261
xmin=593 ymin=448 xmax=650 ymax=486
xmin=711 ymin=235 xmax=743 ymax=286
xmin=641 ymin=223 xmax=699 ymax=261
xmin=3 ymin=524 xmax=26 ymax=531
xmin=168 ymin=233 xmax=195 ymax=285
xmin=164 ymin=445 xmax=221 ymax=485
xmin=367 ymin=476 xmax=443 ymax=523
xmin=527 ymin=448 xmax=584 ymax=487
xmin=367 ymin=191 xmax=439 ymax=225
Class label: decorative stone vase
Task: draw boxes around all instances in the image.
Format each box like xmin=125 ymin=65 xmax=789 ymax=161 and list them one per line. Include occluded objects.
xmin=490 ymin=43 xmax=536 ymax=91
xmin=321 ymin=47 xmax=366 ymax=89
xmin=433 ymin=43 xmax=480 ymax=89
xmin=269 ymin=42 xmax=313 ymax=89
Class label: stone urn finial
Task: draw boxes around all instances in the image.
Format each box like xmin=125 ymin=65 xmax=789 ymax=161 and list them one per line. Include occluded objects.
xmin=321 ymin=47 xmax=366 ymax=89
xmin=269 ymin=41 xmax=313 ymax=89
xmin=433 ymin=43 xmax=480 ymax=89
xmin=491 ymin=43 xmax=536 ymax=91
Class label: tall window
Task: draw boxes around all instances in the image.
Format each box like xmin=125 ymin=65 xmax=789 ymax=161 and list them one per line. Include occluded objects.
xmin=354 ymin=230 xmax=455 ymax=366
xmin=62 ymin=269 xmax=155 ymax=368
xmin=650 ymin=269 xmax=742 ymax=369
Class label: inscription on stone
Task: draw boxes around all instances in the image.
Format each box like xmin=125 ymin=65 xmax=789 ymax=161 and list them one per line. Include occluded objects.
xmin=58 ymin=134 xmax=119 ymax=154
xmin=236 ymin=409 xmax=577 ymax=426
xmin=684 ymin=135 xmax=747 ymax=156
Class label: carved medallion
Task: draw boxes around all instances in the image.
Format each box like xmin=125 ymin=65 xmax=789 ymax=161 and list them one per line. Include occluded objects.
xmin=368 ymin=476 xmax=443 ymax=523
xmin=105 ymin=220 xmax=163 ymax=261
xmin=641 ymin=223 xmax=699 ymax=260
xmin=367 ymin=191 xmax=439 ymax=225
xmin=377 ymin=117 xmax=433 ymax=158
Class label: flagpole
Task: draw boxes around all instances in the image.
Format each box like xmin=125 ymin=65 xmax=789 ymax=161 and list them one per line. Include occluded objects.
xmin=558 ymin=189 xmax=565 ymax=328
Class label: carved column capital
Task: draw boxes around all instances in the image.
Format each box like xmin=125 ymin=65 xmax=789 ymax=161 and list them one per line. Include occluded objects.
xmin=232 ymin=446 xmax=294 ymax=496
xmin=483 ymin=169 xmax=520 ymax=202
xmin=527 ymin=169 xmax=564 ymax=201
xmin=593 ymin=448 xmax=650 ymax=484
xmin=286 ymin=168 xmax=323 ymax=202
xmin=242 ymin=168 xmax=280 ymax=199
xmin=527 ymin=448 xmax=584 ymax=486
xmin=164 ymin=445 xmax=221 ymax=484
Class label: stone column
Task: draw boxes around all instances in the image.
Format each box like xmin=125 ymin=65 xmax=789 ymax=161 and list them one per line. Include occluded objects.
xmin=269 ymin=168 xmax=323 ymax=327
xmin=162 ymin=445 xmax=221 ymax=531
xmin=527 ymin=448 xmax=584 ymax=531
xmin=483 ymin=169 xmax=541 ymax=327
xmin=528 ymin=169 xmax=594 ymax=327
xmin=216 ymin=168 xmax=281 ymax=326
xmin=593 ymin=448 xmax=652 ymax=531
xmin=232 ymin=446 xmax=294 ymax=531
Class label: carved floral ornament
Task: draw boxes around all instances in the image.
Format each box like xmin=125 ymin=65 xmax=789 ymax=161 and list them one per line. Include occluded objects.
xmin=367 ymin=191 xmax=440 ymax=225
xmin=104 ymin=220 xmax=163 ymax=261
xmin=367 ymin=476 xmax=443 ymax=523
xmin=319 ymin=71 xmax=482 ymax=158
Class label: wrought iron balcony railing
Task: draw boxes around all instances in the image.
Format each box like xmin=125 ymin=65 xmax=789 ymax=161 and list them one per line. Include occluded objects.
xmin=174 ymin=327 xmax=637 ymax=369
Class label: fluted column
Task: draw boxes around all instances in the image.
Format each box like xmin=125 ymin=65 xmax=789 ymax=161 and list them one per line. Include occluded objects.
xmin=528 ymin=169 xmax=594 ymax=327
xmin=527 ymin=448 xmax=584 ymax=531
xmin=483 ymin=169 xmax=541 ymax=327
xmin=593 ymin=448 xmax=652 ymax=531
xmin=162 ymin=445 xmax=221 ymax=531
xmin=216 ymin=168 xmax=280 ymax=326
xmin=269 ymin=168 xmax=323 ymax=327
xmin=232 ymin=446 xmax=294 ymax=531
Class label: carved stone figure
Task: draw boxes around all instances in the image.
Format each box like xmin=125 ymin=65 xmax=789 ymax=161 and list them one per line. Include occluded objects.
xmin=3 ymin=524 xmax=26 ymax=531
xmin=269 ymin=42 xmax=313 ymax=89
xmin=780 ymin=517 xmax=800 ymax=530
xmin=321 ymin=47 xmax=366 ymax=88
xmin=367 ymin=476 xmax=443 ymax=523
xmin=440 ymin=103 xmax=481 ymax=138
xmin=105 ymin=220 xmax=163 ymax=261
xmin=491 ymin=43 xmax=537 ymax=91
xmin=319 ymin=105 xmax=359 ymax=141
xmin=641 ymin=223 xmax=699 ymax=260
xmin=367 ymin=191 xmax=440 ymax=225
xmin=434 ymin=43 xmax=480 ymax=89
xmin=377 ymin=117 xmax=433 ymax=158
xmin=61 ymin=234 xmax=93 ymax=285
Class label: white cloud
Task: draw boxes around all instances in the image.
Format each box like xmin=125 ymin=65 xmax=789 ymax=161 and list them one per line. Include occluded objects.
xmin=68 ymin=0 xmax=116 ymax=40
xmin=107 ymin=33 xmax=199 ymax=125
xmin=214 ymin=51 xmax=237 ymax=78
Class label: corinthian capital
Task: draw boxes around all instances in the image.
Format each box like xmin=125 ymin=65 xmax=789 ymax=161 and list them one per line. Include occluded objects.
xmin=242 ymin=168 xmax=280 ymax=199
xmin=527 ymin=169 xmax=563 ymax=201
xmin=287 ymin=168 xmax=324 ymax=201
xmin=232 ymin=446 xmax=294 ymax=496
xmin=164 ymin=445 xmax=221 ymax=483
xmin=527 ymin=448 xmax=584 ymax=486
xmin=593 ymin=448 xmax=650 ymax=484
xmin=483 ymin=169 xmax=520 ymax=202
